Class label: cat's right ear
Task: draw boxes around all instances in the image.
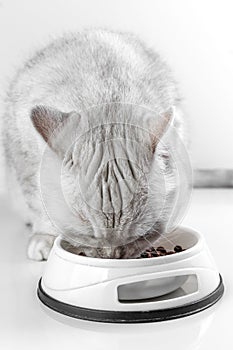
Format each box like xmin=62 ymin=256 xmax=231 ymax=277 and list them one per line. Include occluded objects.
xmin=30 ymin=105 xmax=70 ymax=146
xmin=148 ymin=108 xmax=174 ymax=154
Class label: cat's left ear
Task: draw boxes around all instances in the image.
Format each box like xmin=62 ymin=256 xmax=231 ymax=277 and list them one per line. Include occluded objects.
xmin=31 ymin=105 xmax=70 ymax=146
xmin=31 ymin=105 xmax=82 ymax=155
xmin=149 ymin=107 xmax=174 ymax=153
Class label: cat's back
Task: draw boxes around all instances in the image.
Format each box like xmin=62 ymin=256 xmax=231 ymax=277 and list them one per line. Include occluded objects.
xmin=7 ymin=28 xmax=178 ymax=114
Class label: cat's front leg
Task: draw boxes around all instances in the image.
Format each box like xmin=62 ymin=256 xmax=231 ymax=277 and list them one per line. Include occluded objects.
xmin=27 ymin=219 xmax=58 ymax=261
xmin=27 ymin=233 xmax=56 ymax=261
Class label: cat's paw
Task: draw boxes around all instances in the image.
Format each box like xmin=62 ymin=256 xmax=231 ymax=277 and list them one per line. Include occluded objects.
xmin=27 ymin=233 xmax=56 ymax=261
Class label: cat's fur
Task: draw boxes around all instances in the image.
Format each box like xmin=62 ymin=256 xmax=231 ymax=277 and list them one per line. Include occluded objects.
xmin=2 ymin=28 xmax=187 ymax=260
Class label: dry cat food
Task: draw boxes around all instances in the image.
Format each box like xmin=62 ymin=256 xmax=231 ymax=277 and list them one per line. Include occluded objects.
xmin=138 ymin=245 xmax=185 ymax=258
xmin=76 ymin=245 xmax=185 ymax=258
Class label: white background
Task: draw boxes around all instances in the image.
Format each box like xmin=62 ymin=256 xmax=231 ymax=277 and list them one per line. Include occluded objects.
xmin=0 ymin=0 xmax=233 ymax=193
xmin=0 ymin=3 xmax=232 ymax=346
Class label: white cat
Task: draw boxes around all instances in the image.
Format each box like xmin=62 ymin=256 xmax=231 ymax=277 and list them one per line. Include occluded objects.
xmin=2 ymin=28 xmax=188 ymax=260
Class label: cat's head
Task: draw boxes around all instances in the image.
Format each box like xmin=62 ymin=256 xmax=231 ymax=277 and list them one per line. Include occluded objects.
xmin=31 ymin=103 xmax=175 ymax=258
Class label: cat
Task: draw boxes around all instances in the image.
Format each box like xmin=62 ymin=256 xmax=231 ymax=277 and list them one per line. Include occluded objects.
xmin=2 ymin=28 xmax=189 ymax=260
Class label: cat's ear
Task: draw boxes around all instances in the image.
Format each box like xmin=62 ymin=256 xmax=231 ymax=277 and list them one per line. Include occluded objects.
xmin=31 ymin=105 xmax=70 ymax=145
xmin=149 ymin=107 xmax=174 ymax=153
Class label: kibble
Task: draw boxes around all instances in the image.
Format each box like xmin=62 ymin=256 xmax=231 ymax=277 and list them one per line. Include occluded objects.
xmin=79 ymin=252 xmax=86 ymax=256
xmin=151 ymin=251 xmax=159 ymax=257
xmin=174 ymin=245 xmax=183 ymax=253
xmin=139 ymin=245 xmax=184 ymax=258
xmin=156 ymin=246 xmax=167 ymax=253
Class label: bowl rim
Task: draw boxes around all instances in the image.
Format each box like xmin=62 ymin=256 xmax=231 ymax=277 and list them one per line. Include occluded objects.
xmin=53 ymin=226 xmax=204 ymax=267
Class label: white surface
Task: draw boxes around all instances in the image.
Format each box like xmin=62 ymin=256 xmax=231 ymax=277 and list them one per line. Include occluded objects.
xmin=0 ymin=188 xmax=232 ymax=349
xmin=1 ymin=1 xmax=233 ymax=195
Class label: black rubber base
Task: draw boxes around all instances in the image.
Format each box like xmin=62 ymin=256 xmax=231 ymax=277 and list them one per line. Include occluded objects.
xmin=37 ymin=275 xmax=224 ymax=323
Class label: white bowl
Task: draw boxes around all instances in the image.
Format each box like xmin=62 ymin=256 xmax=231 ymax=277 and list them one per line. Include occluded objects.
xmin=39 ymin=226 xmax=222 ymax=314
